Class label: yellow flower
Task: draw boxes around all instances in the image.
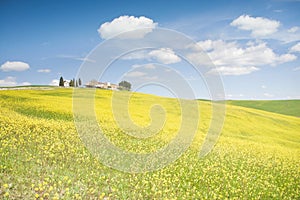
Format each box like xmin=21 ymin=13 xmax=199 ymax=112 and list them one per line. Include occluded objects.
xmin=100 ymin=192 xmax=105 ymax=198
xmin=44 ymin=193 xmax=50 ymax=197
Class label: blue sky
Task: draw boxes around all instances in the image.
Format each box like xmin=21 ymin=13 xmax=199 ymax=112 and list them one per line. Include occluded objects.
xmin=0 ymin=0 xmax=299 ymax=99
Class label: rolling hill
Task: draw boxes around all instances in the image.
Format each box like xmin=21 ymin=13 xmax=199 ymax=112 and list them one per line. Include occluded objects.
xmin=227 ymin=99 xmax=300 ymax=117
xmin=0 ymin=88 xmax=299 ymax=199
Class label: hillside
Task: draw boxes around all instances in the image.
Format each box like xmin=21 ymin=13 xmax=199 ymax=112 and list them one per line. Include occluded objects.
xmin=228 ymin=99 xmax=300 ymax=117
xmin=0 ymin=88 xmax=299 ymax=199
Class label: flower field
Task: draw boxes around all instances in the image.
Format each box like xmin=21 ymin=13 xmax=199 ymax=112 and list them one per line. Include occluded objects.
xmin=0 ymin=88 xmax=299 ymax=199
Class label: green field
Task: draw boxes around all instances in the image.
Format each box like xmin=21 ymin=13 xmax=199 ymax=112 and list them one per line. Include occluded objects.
xmin=228 ymin=100 xmax=300 ymax=117
xmin=0 ymin=88 xmax=299 ymax=199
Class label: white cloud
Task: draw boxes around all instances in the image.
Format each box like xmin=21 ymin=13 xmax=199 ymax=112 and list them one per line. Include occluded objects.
xmin=148 ymin=48 xmax=181 ymax=64
xmin=261 ymin=85 xmax=267 ymax=89
xmin=0 ymin=61 xmax=30 ymax=72
xmin=37 ymin=69 xmax=51 ymax=73
xmin=123 ymin=51 xmax=148 ymax=60
xmin=230 ymin=15 xmax=280 ymax=37
xmin=98 ymin=15 xmax=157 ymax=39
xmin=125 ymin=71 xmax=146 ymax=77
xmin=288 ymin=26 xmax=299 ymax=33
xmin=132 ymin=63 xmax=156 ymax=69
xmin=290 ymin=42 xmax=300 ymax=53
xmin=194 ymin=40 xmax=236 ymax=52
xmin=123 ymin=48 xmax=181 ymax=64
xmin=22 ymin=82 xmax=31 ymax=86
xmin=144 ymin=76 xmax=158 ymax=80
xmin=125 ymin=69 xmax=159 ymax=81
xmin=208 ymin=66 xmax=259 ymax=75
xmin=188 ymin=40 xmax=296 ymax=75
xmin=144 ymin=64 xmax=156 ymax=69
xmin=0 ymin=76 xmax=17 ymax=86
xmin=49 ymin=79 xmax=59 ymax=86
xmin=195 ymin=40 xmax=214 ymax=51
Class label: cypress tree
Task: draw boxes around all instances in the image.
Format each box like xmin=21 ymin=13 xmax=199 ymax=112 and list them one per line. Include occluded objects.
xmin=59 ymin=76 xmax=64 ymax=87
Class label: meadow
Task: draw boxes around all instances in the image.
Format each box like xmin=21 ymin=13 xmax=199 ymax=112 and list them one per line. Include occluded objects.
xmin=0 ymin=88 xmax=299 ymax=199
xmin=228 ymin=99 xmax=300 ymax=117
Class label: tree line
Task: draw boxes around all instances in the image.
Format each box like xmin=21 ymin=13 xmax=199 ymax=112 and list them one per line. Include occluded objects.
xmin=58 ymin=76 xmax=131 ymax=90
xmin=59 ymin=76 xmax=82 ymax=87
xmin=118 ymin=80 xmax=131 ymax=91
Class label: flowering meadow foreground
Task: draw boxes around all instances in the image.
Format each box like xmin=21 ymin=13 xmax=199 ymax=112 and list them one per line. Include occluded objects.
xmin=0 ymin=88 xmax=299 ymax=199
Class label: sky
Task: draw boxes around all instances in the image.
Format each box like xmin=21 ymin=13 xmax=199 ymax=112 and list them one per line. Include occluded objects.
xmin=0 ymin=0 xmax=300 ymax=99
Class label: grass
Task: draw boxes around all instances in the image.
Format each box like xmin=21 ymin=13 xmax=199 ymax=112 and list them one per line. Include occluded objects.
xmin=228 ymin=99 xmax=300 ymax=117
xmin=0 ymin=88 xmax=299 ymax=199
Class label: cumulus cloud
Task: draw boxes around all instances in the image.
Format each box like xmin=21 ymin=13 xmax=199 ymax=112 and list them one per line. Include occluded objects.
xmin=230 ymin=15 xmax=280 ymax=37
xmin=143 ymin=76 xmax=158 ymax=81
xmin=125 ymin=71 xmax=146 ymax=77
xmin=193 ymin=40 xmax=236 ymax=53
xmin=148 ymin=48 xmax=181 ymax=64
xmin=187 ymin=40 xmax=296 ymax=75
xmin=288 ymin=26 xmax=299 ymax=33
xmin=0 ymin=76 xmax=17 ymax=86
xmin=191 ymin=40 xmax=214 ymax=51
xmin=290 ymin=42 xmax=300 ymax=53
xmin=125 ymin=67 xmax=159 ymax=81
xmin=122 ymin=48 xmax=181 ymax=64
xmin=0 ymin=61 xmax=30 ymax=72
xmin=143 ymin=64 xmax=156 ymax=69
xmin=132 ymin=63 xmax=157 ymax=69
xmin=122 ymin=51 xmax=148 ymax=60
xmin=208 ymin=66 xmax=259 ymax=75
xmin=37 ymin=69 xmax=51 ymax=73
xmin=49 ymin=79 xmax=59 ymax=86
xmin=98 ymin=15 xmax=157 ymax=39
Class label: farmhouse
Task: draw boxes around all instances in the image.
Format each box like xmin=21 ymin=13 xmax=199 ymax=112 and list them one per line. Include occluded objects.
xmin=64 ymin=80 xmax=70 ymax=87
xmin=86 ymin=81 xmax=120 ymax=90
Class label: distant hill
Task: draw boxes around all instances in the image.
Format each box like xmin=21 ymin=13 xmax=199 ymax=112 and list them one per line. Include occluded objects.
xmin=227 ymin=100 xmax=300 ymax=117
